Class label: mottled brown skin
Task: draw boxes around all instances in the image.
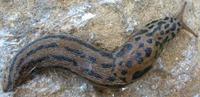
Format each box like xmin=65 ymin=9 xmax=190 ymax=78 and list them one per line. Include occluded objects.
xmin=3 ymin=2 xmax=198 ymax=92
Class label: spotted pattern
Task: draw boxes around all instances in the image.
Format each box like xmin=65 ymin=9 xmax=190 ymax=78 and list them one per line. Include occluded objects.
xmin=164 ymin=17 xmax=169 ymax=20
xmin=170 ymin=18 xmax=174 ymax=23
xmin=157 ymin=21 xmax=166 ymax=26
xmin=146 ymin=32 xmax=154 ymax=37
xmin=145 ymin=20 xmax=158 ymax=27
xmin=177 ymin=22 xmax=181 ymax=26
xmin=134 ymin=52 xmax=143 ymax=64
xmin=144 ymin=48 xmax=152 ymax=57
xmin=119 ymin=77 xmax=126 ymax=82
xmin=135 ymin=37 xmax=141 ymax=41
xmin=5 ymin=13 xmax=184 ymax=92
xmin=101 ymin=63 xmax=113 ymax=68
xmin=148 ymin=25 xmax=154 ymax=29
xmin=163 ymin=36 xmax=169 ymax=44
xmin=157 ymin=37 xmax=163 ymax=40
xmin=170 ymin=23 xmax=177 ymax=31
xmin=126 ymin=60 xmax=133 ymax=68
xmin=83 ymin=69 xmax=102 ymax=79
xmin=146 ymin=39 xmax=153 ymax=44
xmin=155 ymin=41 xmax=160 ymax=46
xmin=121 ymin=70 xmax=127 ymax=75
xmin=139 ymin=43 xmax=144 ymax=48
xmin=165 ymin=30 xmax=170 ymax=34
xmin=107 ymin=76 xmax=116 ymax=82
xmin=116 ymin=43 xmax=133 ymax=57
xmin=171 ymin=32 xmax=176 ymax=38
xmin=88 ymin=56 xmax=96 ymax=63
xmin=164 ymin=24 xmax=170 ymax=29
xmin=132 ymin=65 xmax=152 ymax=80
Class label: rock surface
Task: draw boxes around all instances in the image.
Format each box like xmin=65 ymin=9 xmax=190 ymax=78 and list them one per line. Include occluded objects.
xmin=0 ymin=0 xmax=199 ymax=97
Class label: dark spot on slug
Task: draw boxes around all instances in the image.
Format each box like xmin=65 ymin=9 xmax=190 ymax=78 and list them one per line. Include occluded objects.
xmin=177 ymin=28 xmax=180 ymax=32
xmin=145 ymin=23 xmax=152 ymax=27
xmin=116 ymin=51 xmax=124 ymax=57
xmin=140 ymin=29 xmax=148 ymax=33
xmin=148 ymin=25 xmax=154 ymax=29
xmin=107 ymin=76 xmax=116 ymax=82
xmin=114 ymin=73 xmax=117 ymax=76
xmin=26 ymin=55 xmax=78 ymax=67
xmin=160 ymin=31 xmax=164 ymax=35
xmin=171 ymin=32 xmax=176 ymax=38
xmin=159 ymin=43 xmax=164 ymax=52
xmin=164 ymin=24 xmax=170 ymax=29
xmin=144 ymin=65 xmax=153 ymax=72
xmin=101 ymin=63 xmax=113 ymax=68
xmin=121 ymin=70 xmax=127 ymax=75
xmin=84 ymin=69 xmax=102 ymax=79
xmin=146 ymin=39 xmax=153 ymax=44
xmin=126 ymin=60 xmax=133 ymax=68
xmin=152 ymin=27 xmax=160 ymax=33
xmin=164 ymin=17 xmax=169 ymax=20
xmin=151 ymin=20 xmax=159 ymax=24
xmin=134 ymin=52 xmax=143 ymax=64
xmin=144 ymin=47 xmax=152 ymax=57
xmin=135 ymin=52 xmax=142 ymax=58
xmin=163 ymin=36 xmax=169 ymax=44
xmin=119 ymin=77 xmax=126 ymax=82
xmin=170 ymin=18 xmax=174 ymax=23
xmin=158 ymin=37 xmax=162 ymax=40
xmin=177 ymin=22 xmax=181 ymax=26
xmin=165 ymin=30 xmax=170 ymax=34
xmin=155 ymin=41 xmax=160 ymax=46
xmin=133 ymin=29 xmax=148 ymax=37
xmin=165 ymin=36 xmax=169 ymax=40
xmin=112 ymin=63 xmax=116 ymax=68
xmin=88 ymin=56 xmax=96 ymax=63
xmin=146 ymin=32 xmax=154 ymax=37
xmin=139 ymin=43 xmax=144 ymax=48
xmin=116 ymin=43 xmax=133 ymax=57
xmin=170 ymin=23 xmax=177 ymax=31
xmin=64 ymin=47 xmax=86 ymax=58
xmin=51 ymin=55 xmax=78 ymax=66
xmin=28 ymin=56 xmax=48 ymax=66
xmin=157 ymin=21 xmax=166 ymax=26
xmin=27 ymin=43 xmax=58 ymax=56
xmin=135 ymin=37 xmax=141 ymax=41
xmin=119 ymin=61 xmax=123 ymax=66
xmin=125 ymin=43 xmax=133 ymax=50
xmin=98 ymin=52 xmax=113 ymax=59
xmin=132 ymin=65 xmax=152 ymax=80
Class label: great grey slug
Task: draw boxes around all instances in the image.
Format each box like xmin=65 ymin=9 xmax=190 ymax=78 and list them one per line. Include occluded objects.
xmin=3 ymin=2 xmax=198 ymax=92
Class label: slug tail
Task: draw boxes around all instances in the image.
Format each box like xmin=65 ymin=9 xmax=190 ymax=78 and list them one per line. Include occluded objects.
xmin=177 ymin=2 xmax=198 ymax=37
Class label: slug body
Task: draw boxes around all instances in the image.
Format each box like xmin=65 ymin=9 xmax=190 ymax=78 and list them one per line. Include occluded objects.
xmin=3 ymin=2 xmax=197 ymax=92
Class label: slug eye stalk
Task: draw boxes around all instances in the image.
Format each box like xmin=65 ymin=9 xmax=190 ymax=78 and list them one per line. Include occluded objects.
xmin=177 ymin=2 xmax=198 ymax=37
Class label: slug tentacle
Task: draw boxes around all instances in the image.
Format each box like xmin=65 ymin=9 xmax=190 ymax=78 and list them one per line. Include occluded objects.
xmin=176 ymin=2 xmax=198 ymax=37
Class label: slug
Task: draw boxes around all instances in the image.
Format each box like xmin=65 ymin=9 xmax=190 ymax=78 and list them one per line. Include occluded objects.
xmin=3 ymin=2 xmax=198 ymax=92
